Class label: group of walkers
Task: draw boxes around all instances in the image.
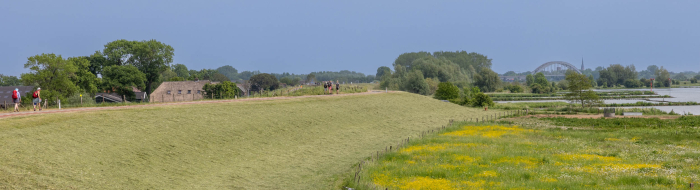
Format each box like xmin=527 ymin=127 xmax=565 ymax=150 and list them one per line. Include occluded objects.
xmin=10 ymin=88 xmax=43 ymax=112
xmin=322 ymin=80 xmax=340 ymax=94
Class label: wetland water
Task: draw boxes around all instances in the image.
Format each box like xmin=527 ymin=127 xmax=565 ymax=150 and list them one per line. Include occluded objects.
xmin=496 ymin=88 xmax=700 ymax=115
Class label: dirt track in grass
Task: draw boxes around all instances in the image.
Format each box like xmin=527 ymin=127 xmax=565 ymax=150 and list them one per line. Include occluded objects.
xmin=0 ymin=91 xmax=385 ymax=120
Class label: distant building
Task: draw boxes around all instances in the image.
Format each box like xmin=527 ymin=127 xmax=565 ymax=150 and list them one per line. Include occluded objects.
xmin=236 ymin=83 xmax=249 ymax=96
xmin=95 ymin=92 xmax=148 ymax=103
xmin=150 ymin=80 xmax=211 ymax=103
xmin=0 ymin=86 xmax=34 ymax=109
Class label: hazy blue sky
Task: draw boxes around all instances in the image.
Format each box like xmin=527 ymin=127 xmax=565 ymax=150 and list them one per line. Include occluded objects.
xmin=1 ymin=0 xmax=699 ymax=77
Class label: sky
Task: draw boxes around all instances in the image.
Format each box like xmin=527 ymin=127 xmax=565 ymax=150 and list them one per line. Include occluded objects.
xmin=1 ymin=0 xmax=699 ymax=77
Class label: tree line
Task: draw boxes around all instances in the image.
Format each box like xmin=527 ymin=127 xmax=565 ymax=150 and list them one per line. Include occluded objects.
xmin=378 ymin=51 xmax=500 ymax=95
xmin=2 ymin=39 xmax=378 ymax=103
xmin=503 ymin=64 xmax=700 ymax=89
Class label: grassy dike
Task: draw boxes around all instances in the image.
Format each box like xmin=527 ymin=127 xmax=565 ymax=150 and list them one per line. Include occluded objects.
xmin=348 ymin=117 xmax=700 ymax=189
xmin=0 ymin=92 xmax=497 ymax=189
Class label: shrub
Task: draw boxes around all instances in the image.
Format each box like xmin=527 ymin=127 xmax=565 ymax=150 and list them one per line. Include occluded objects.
xmin=434 ymin=82 xmax=459 ymax=100
xmin=624 ymin=79 xmax=642 ymax=88
xmin=504 ymin=84 xmax=524 ymax=93
xmin=472 ymin=92 xmax=494 ymax=107
xmin=249 ymin=73 xmax=280 ymax=92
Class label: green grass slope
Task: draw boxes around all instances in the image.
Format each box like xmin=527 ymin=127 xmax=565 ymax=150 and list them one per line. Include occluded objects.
xmin=0 ymin=92 xmax=496 ymax=189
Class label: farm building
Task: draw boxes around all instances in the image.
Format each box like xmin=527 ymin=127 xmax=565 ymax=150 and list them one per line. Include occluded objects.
xmin=0 ymin=86 xmax=34 ymax=109
xmin=95 ymin=92 xmax=148 ymax=103
xmin=149 ymin=80 xmax=211 ymax=103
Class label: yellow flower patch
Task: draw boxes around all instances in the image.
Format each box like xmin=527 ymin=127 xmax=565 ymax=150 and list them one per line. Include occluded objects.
xmin=442 ymin=125 xmax=533 ymax=138
xmin=454 ymin=155 xmax=479 ymax=163
xmin=555 ymin=153 xmax=621 ymax=162
xmin=605 ymin=138 xmax=622 ymax=141
xmin=459 ymin=180 xmax=487 ymax=189
xmin=473 ymin=170 xmax=498 ymax=178
xmin=539 ymin=177 xmax=558 ymax=182
xmin=400 ymin=143 xmax=481 ymax=154
xmin=492 ymin=156 xmax=539 ymax=168
xmin=439 ymin=164 xmax=458 ymax=169
xmin=398 ymin=177 xmax=458 ymax=190
xmin=568 ymin=163 xmax=661 ymax=174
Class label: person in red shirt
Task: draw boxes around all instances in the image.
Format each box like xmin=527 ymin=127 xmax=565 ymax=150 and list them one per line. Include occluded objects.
xmin=12 ymin=88 xmax=21 ymax=112
xmin=32 ymin=88 xmax=42 ymax=111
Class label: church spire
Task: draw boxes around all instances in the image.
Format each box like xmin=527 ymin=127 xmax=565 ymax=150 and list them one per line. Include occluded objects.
xmin=581 ymin=57 xmax=584 ymax=71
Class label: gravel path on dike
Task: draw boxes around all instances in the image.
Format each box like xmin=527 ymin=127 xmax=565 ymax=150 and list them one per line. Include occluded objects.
xmin=0 ymin=91 xmax=388 ymax=120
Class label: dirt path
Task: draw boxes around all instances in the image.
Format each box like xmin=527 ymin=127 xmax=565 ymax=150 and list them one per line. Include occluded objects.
xmin=0 ymin=91 xmax=389 ymax=120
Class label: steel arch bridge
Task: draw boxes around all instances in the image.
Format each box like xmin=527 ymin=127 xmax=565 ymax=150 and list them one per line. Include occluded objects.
xmin=532 ymin=61 xmax=581 ymax=75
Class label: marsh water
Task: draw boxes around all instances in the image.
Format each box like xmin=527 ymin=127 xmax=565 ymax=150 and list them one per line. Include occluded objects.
xmin=496 ymin=88 xmax=700 ymax=115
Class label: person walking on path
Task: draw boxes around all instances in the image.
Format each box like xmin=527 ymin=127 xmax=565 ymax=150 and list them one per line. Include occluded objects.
xmin=323 ymin=81 xmax=328 ymax=94
xmin=32 ymin=88 xmax=42 ymax=111
xmin=335 ymin=80 xmax=339 ymax=94
xmin=328 ymin=81 xmax=333 ymax=94
xmin=12 ymin=88 xmax=21 ymax=112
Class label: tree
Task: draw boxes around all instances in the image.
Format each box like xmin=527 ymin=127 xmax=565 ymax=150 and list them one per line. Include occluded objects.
xmin=534 ymin=72 xmax=549 ymax=87
xmin=596 ymin=64 xmax=638 ymax=87
xmin=172 ymin=64 xmax=190 ymax=79
xmin=472 ymin=93 xmax=494 ymax=107
xmin=101 ymin=65 xmax=146 ymax=100
xmin=211 ymin=73 xmax=230 ymax=82
xmin=280 ymin=77 xmax=301 ymax=86
xmin=85 ymin=51 xmax=109 ymax=76
xmin=674 ymin=73 xmax=688 ymax=81
xmin=203 ymin=81 xmax=241 ymax=99
xmin=504 ymin=83 xmax=523 ymax=93
xmin=410 ymin=57 xmax=466 ymax=83
xmin=564 ymin=71 xmax=597 ymax=108
xmin=68 ymin=57 xmax=100 ymax=95
xmin=425 ymin=78 xmax=439 ymax=95
xmin=102 ymin=39 xmax=174 ymax=94
xmin=306 ymin=73 xmax=316 ymax=83
xmin=588 ymin=75 xmax=596 ymax=87
xmin=249 ymin=73 xmax=279 ymax=92
xmin=0 ymin=74 xmax=21 ymax=86
xmin=503 ymin=71 xmax=517 ymax=76
xmin=557 ymin=80 xmax=569 ymax=90
xmin=376 ymin=66 xmax=392 ymax=80
xmin=473 ymin=68 xmax=501 ymax=92
xmin=393 ymin=52 xmax=432 ymax=69
xmin=237 ymin=71 xmax=260 ymax=80
xmin=525 ymin=74 xmax=534 ymax=86
xmin=623 ymin=79 xmax=642 ymax=88
xmin=103 ymin=39 xmax=137 ymax=66
xmin=216 ymin=65 xmax=238 ymax=80
xmin=160 ymin=68 xmax=178 ymax=82
xmin=434 ymin=82 xmax=459 ymax=100
xmin=655 ymin=67 xmax=671 ymax=87
xmin=402 ymin=70 xmax=430 ymax=95
xmin=21 ymin=53 xmax=80 ymax=100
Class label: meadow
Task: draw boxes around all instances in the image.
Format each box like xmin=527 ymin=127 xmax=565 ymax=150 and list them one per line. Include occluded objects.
xmin=0 ymin=92 xmax=498 ymax=189
xmin=347 ymin=117 xmax=700 ymax=189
